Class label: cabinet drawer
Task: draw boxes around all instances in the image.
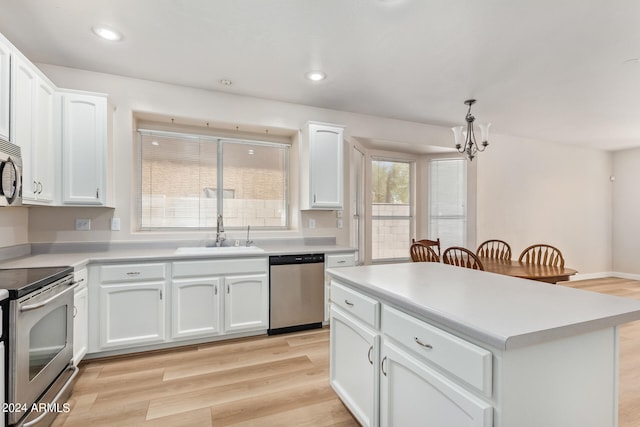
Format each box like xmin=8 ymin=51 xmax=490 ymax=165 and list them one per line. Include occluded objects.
xmin=100 ymin=263 xmax=167 ymax=283
xmin=331 ymin=281 xmax=379 ymax=329
xmin=172 ymin=258 xmax=267 ymax=278
xmin=326 ymin=253 xmax=356 ymax=268
xmin=382 ymin=305 xmax=492 ymax=396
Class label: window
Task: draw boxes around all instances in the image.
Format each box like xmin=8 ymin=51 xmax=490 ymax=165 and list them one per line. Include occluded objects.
xmin=428 ymin=158 xmax=467 ymax=248
xmin=139 ymin=130 xmax=289 ymax=230
xmin=371 ymin=159 xmax=413 ymax=261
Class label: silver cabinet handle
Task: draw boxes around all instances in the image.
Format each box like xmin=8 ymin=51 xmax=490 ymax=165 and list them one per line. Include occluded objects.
xmin=344 ymin=299 xmax=354 ymax=307
xmin=73 ymin=305 xmax=78 ymax=318
xmin=38 ymin=181 xmax=43 ymax=194
xmin=215 ymin=284 xmax=218 ymax=295
xmin=414 ymin=337 xmax=433 ymax=349
xmin=126 ymin=271 xmax=141 ymax=276
xmin=381 ymin=356 xmax=388 ymax=376
xmin=32 ymin=180 xmax=38 ymax=193
xmin=367 ymin=345 xmax=373 ymax=365
xmin=337 ymin=260 xmax=346 ymax=264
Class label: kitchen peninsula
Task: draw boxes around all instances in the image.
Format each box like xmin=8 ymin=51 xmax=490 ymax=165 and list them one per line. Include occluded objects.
xmin=327 ymin=262 xmax=640 ymax=427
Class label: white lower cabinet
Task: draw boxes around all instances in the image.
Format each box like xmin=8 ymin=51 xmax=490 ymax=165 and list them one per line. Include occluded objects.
xmin=171 ymin=277 xmax=221 ymax=339
xmin=224 ymin=274 xmax=268 ymax=332
xmin=330 ymin=307 xmax=379 ymax=427
xmin=330 ymin=280 xmax=493 ymax=427
xmin=72 ymin=268 xmax=89 ymax=365
xmin=99 ymin=281 xmax=166 ymax=348
xmin=380 ymin=340 xmax=492 ymax=427
xmin=88 ymin=257 xmax=269 ymax=355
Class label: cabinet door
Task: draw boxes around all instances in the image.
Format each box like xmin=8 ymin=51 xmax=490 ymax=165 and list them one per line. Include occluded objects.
xmin=224 ymin=273 xmax=268 ymax=333
xmin=330 ymin=307 xmax=379 ymax=427
xmin=12 ymin=56 xmax=35 ymax=198
xmin=0 ymin=38 xmax=10 ymax=142
xmin=31 ymin=77 xmax=55 ymax=202
xmin=72 ymin=285 xmax=88 ymax=365
xmin=61 ymin=92 xmax=107 ymax=205
xmin=379 ymin=341 xmax=492 ymax=427
xmin=99 ymin=282 xmax=165 ymax=349
xmin=172 ymin=277 xmax=221 ymax=339
xmin=309 ymin=123 xmax=343 ymax=209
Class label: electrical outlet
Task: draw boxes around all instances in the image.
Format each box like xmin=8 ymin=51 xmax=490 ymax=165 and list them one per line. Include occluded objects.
xmin=336 ymin=210 xmax=343 ymax=218
xmin=111 ymin=218 xmax=121 ymax=231
xmin=75 ymin=219 xmax=91 ymax=231
xmin=309 ymin=218 xmax=316 ymax=229
xmin=337 ymin=219 xmax=343 ymax=229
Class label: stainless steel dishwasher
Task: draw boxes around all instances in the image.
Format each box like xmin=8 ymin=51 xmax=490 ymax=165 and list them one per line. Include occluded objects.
xmin=268 ymin=254 xmax=325 ymax=335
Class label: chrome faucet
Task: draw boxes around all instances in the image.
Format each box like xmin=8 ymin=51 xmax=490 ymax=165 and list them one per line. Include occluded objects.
xmin=216 ymin=214 xmax=226 ymax=246
xmin=246 ymin=224 xmax=253 ymax=247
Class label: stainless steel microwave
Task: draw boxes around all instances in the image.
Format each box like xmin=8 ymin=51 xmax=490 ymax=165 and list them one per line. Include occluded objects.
xmin=0 ymin=139 xmax=22 ymax=206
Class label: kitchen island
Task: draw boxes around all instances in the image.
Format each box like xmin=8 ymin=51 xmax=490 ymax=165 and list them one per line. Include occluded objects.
xmin=327 ymin=262 xmax=640 ymax=427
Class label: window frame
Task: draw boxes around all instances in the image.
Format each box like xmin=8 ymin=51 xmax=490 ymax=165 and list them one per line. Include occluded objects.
xmin=370 ymin=156 xmax=415 ymax=263
xmin=137 ymin=128 xmax=290 ymax=231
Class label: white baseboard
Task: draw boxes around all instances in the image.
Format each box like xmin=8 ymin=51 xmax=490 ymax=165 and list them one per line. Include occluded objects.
xmin=569 ymin=272 xmax=614 ymax=281
xmin=611 ymin=271 xmax=640 ymax=281
xmin=569 ymin=272 xmax=640 ymax=281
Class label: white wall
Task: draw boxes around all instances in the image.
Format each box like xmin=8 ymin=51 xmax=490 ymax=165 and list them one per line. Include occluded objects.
xmin=477 ymin=134 xmax=613 ymax=276
xmin=0 ymin=207 xmax=29 ymax=246
xmin=612 ymin=148 xmax=640 ymax=276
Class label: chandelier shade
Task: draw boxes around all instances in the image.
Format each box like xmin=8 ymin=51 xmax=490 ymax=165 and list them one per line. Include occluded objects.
xmin=452 ymin=99 xmax=490 ymax=161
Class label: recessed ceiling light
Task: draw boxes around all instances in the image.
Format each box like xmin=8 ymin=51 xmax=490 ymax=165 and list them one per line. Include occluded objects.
xmin=92 ymin=25 xmax=123 ymax=41
xmin=305 ymin=71 xmax=326 ymax=81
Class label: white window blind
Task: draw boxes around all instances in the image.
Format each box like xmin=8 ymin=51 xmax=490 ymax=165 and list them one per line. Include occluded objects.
xmin=428 ymin=158 xmax=467 ymax=248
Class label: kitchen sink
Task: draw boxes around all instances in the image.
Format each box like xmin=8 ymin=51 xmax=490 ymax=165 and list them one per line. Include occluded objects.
xmin=174 ymin=245 xmax=265 ymax=255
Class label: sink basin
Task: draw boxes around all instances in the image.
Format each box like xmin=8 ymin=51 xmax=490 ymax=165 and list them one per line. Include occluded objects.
xmin=175 ymin=246 xmax=265 ymax=256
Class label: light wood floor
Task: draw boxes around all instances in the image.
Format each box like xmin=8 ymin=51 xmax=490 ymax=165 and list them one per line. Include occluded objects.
xmin=52 ymin=277 xmax=640 ymax=427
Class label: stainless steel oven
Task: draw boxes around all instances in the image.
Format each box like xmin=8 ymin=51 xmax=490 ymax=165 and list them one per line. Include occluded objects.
xmin=0 ymin=140 xmax=22 ymax=207
xmin=2 ymin=267 xmax=77 ymax=427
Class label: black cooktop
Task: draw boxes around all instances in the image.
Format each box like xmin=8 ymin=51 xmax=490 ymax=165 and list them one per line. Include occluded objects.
xmin=0 ymin=266 xmax=74 ymax=299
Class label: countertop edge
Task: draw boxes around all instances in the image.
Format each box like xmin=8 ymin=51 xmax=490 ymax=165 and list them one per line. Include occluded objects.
xmin=327 ymin=265 xmax=640 ymax=352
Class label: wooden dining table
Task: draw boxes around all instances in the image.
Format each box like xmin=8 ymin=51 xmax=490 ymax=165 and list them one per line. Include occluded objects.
xmin=478 ymin=256 xmax=577 ymax=284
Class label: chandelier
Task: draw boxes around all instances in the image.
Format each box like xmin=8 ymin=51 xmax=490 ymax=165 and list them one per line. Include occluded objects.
xmin=452 ymin=99 xmax=490 ymax=161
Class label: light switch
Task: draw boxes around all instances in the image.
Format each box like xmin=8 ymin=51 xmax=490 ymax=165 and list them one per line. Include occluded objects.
xmin=111 ymin=218 xmax=121 ymax=231
xmin=309 ymin=218 xmax=316 ymax=229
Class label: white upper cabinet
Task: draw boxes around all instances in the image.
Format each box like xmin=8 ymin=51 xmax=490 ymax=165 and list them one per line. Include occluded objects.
xmin=59 ymin=90 xmax=109 ymax=205
xmin=0 ymin=36 xmax=10 ymax=142
xmin=12 ymin=54 xmax=56 ymax=204
xmin=300 ymin=122 xmax=344 ymax=210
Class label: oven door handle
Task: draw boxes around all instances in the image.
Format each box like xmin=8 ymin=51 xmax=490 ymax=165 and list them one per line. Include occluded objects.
xmin=23 ymin=365 xmax=79 ymax=427
xmin=19 ymin=281 xmax=79 ymax=312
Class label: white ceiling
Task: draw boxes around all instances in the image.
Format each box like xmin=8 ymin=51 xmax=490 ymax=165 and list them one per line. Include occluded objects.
xmin=1 ymin=0 xmax=640 ymax=151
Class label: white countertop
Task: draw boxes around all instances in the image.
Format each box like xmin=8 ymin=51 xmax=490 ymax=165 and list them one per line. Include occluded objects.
xmin=0 ymin=242 xmax=355 ymax=270
xmin=327 ymin=262 xmax=640 ymax=351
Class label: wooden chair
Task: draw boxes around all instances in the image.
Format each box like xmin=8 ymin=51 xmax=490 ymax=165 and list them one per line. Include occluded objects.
xmin=410 ymin=243 xmax=440 ymax=263
xmin=476 ymin=239 xmax=512 ymax=260
xmin=442 ymin=247 xmax=485 ymax=271
xmin=518 ymin=244 xmax=564 ymax=268
xmin=411 ymin=238 xmax=441 ymax=260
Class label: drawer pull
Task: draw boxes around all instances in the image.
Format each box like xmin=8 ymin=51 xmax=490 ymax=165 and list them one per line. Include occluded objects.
xmin=414 ymin=337 xmax=433 ymax=349
xmin=367 ymin=345 xmax=373 ymax=365
xmin=344 ymin=299 xmax=354 ymax=307
xmin=381 ymin=356 xmax=388 ymax=376
xmin=126 ymin=272 xmax=141 ymax=276
xmin=337 ymin=260 xmax=346 ymax=264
